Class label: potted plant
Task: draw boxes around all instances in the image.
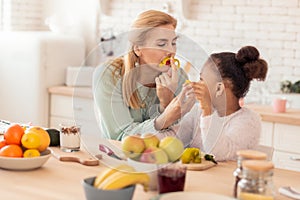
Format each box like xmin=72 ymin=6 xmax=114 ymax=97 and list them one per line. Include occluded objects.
xmin=280 ymin=80 xmax=300 ymax=93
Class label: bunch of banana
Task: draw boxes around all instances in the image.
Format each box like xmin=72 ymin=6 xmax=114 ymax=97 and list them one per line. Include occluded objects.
xmin=93 ymin=164 xmax=150 ymax=191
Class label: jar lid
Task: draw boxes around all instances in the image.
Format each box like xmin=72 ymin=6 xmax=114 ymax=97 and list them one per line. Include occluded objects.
xmin=242 ymin=160 xmax=274 ymax=171
xmin=236 ymin=150 xmax=267 ymax=160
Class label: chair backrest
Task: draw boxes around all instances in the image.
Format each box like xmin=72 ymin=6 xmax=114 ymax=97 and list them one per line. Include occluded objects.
xmin=254 ymin=145 xmax=274 ymax=161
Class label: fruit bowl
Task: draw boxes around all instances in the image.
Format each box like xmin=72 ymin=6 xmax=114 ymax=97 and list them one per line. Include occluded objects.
xmin=82 ymin=176 xmax=135 ymax=200
xmin=0 ymin=148 xmax=51 ymax=170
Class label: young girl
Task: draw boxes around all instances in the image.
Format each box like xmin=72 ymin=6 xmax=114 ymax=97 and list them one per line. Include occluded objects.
xmin=158 ymin=46 xmax=268 ymax=161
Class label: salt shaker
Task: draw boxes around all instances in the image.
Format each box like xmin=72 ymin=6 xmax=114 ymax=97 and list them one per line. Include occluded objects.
xmin=233 ymin=150 xmax=267 ymax=197
xmin=237 ymin=160 xmax=275 ymax=200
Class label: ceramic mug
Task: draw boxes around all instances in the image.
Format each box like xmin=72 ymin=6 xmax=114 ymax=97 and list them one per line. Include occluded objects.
xmin=272 ymin=98 xmax=287 ymax=113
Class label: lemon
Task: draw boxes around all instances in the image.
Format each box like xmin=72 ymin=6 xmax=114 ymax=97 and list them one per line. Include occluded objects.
xmin=23 ymin=149 xmax=40 ymax=158
xmin=21 ymin=132 xmax=41 ymax=149
xmin=26 ymin=126 xmax=50 ymax=152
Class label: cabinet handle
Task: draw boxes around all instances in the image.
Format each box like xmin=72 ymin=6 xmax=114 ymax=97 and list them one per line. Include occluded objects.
xmin=290 ymin=156 xmax=300 ymax=161
xmin=73 ymin=106 xmax=83 ymax=111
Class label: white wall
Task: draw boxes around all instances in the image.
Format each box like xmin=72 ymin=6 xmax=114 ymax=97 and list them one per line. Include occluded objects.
xmin=97 ymin=0 xmax=300 ymax=104
xmin=42 ymin=0 xmax=300 ymax=103
xmin=43 ymin=0 xmax=99 ymax=65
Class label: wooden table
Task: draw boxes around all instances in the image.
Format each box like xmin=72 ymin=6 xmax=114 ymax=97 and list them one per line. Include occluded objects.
xmin=0 ymin=146 xmax=299 ymax=200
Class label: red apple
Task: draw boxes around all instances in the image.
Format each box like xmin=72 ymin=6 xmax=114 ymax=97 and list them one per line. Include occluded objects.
xmin=122 ymin=135 xmax=145 ymax=159
xmin=139 ymin=146 xmax=168 ymax=164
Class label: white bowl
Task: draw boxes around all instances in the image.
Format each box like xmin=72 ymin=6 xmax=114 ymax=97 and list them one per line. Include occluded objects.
xmin=0 ymin=148 xmax=51 ymax=170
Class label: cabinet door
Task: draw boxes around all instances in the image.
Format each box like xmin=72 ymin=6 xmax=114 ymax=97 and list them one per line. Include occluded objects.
xmin=273 ymin=151 xmax=300 ymax=172
xmin=274 ymin=123 xmax=300 ymax=153
xmin=51 ymin=95 xmax=74 ymax=119
xmin=50 ymin=94 xmax=100 ymax=138
xmin=259 ymin=121 xmax=273 ymax=146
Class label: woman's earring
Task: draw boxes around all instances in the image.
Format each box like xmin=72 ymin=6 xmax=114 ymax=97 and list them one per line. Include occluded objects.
xmin=135 ymin=61 xmax=140 ymax=67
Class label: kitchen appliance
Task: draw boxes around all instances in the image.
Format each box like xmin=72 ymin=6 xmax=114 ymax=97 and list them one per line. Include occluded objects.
xmin=0 ymin=31 xmax=85 ymax=127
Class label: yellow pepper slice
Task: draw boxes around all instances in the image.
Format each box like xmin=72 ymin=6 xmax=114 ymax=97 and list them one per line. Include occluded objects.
xmin=159 ymin=57 xmax=180 ymax=68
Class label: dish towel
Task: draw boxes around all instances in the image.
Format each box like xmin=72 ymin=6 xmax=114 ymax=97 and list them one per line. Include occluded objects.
xmin=279 ymin=186 xmax=300 ymax=200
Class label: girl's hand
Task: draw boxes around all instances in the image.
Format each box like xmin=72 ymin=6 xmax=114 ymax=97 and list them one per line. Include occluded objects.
xmin=191 ymin=81 xmax=212 ymax=116
xmin=155 ymin=57 xmax=179 ymax=110
xmin=154 ymin=84 xmax=195 ymax=130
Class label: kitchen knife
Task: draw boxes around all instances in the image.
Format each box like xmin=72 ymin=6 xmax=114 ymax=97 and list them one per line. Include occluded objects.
xmin=99 ymin=144 xmax=124 ymax=160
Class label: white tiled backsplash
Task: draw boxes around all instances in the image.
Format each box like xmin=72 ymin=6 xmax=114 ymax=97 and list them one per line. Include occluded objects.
xmin=98 ymin=0 xmax=300 ymax=105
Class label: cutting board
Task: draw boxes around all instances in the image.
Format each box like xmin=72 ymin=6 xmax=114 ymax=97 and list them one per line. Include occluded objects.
xmin=50 ymin=147 xmax=101 ymax=166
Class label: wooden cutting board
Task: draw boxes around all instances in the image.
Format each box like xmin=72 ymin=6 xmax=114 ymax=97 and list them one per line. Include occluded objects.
xmin=50 ymin=147 xmax=101 ymax=166
xmin=181 ymin=160 xmax=217 ymax=171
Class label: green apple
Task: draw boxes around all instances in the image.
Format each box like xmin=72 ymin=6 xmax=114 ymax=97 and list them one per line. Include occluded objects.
xmin=159 ymin=136 xmax=184 ymax=162
xmin=122 ymin=135 xmax=145 ymax=159
xmin=142 ymin=133 xmax=160 ymax=148
xmin=139 ymin=146 xmax=168 ymax=164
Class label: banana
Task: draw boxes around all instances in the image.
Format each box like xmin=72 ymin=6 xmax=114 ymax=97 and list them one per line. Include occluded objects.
xmin=97 ymin=170 xmax=150 ymax=191
xmin=93 ymin=164 xmax=135 ymax=188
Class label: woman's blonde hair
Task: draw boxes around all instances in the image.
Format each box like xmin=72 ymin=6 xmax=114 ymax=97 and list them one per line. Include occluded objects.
xmin=110 ymin=10 xmax=177 ymax=109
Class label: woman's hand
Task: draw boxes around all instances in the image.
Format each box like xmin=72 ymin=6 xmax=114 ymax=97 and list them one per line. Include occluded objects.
xmin=154 ymin=83 xmax=195 ymax=130
xmin=155 ymin=57 xmax=179 ymax=110
xmin=191 ymin=81 xmax=212 ymax=116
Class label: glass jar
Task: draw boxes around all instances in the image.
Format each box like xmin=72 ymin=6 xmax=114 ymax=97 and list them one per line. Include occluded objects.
xmin=237 ymin=160 xmax=275 ymax=200
xmin=233 ymin=150 xmax=267 ymax=197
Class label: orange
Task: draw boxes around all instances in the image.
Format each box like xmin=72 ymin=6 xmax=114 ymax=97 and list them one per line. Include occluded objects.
xmin=26 ymin=126 xmax=50 ymax=152
xmin=0 ymin=140 xmax=6 ymax=149
xmin=0 ymin=144 xmax=23 ymax=157
xmin=4 ymin=124 xmax=25 ymax=145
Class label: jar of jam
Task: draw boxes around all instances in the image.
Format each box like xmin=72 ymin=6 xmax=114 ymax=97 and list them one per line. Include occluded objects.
xmin=233 ymin=150 xmax=267 ymax=197
xmin=237 ymin=160 xmax=275 ymax=200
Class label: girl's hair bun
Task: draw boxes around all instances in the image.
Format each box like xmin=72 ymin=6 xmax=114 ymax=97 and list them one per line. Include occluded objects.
xmin=235 ymin=46 xmax=259 ymax=64
xmin=236 ymin=46 xmax=268 ymax=81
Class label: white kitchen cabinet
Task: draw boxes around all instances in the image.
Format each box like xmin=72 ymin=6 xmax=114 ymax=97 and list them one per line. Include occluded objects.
xmin=272 ymin=123 xmax=300 ymax=172
xmin=259 ymin=121 xmax=274 ymax=147
xmin=273 ymin=151 xmax=300 ymax=172
xmin=49 ymin=93 xmax=100 ymax=139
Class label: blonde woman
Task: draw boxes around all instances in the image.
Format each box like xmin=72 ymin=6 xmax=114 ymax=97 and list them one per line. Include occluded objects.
xmin=93 ymin=10 xmax=195 ymax=140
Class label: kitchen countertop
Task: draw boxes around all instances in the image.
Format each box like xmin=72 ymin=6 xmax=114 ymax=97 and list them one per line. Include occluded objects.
xmin=0 ymin=142 xmax=299 ymax=200
xmin=48 ymin=85 xmax=93 ymax=99
xmin=48 ymin=86 xmax=300 ymax=126
xmin=246 ymin=104 xmax=300 ymax=126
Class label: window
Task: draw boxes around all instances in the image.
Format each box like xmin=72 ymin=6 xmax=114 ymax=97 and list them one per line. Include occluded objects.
xmin=0 ymin=0 xmax=46 ymax=31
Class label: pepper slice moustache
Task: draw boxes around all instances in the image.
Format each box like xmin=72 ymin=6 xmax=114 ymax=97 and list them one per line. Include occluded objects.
xmin=159 ymin=57 xmax=180 ymax=68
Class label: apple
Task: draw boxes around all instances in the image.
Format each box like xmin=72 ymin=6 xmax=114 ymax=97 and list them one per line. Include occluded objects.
xmin=159 ymin=136 xmax=184 ymax=162
xmin=142 ymin=133 xmax=160 ymax=148
xmin=139 ymin=146 xmax=168 ymax=164
xmin=122 ymin=135 xmax=145 ymax=159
